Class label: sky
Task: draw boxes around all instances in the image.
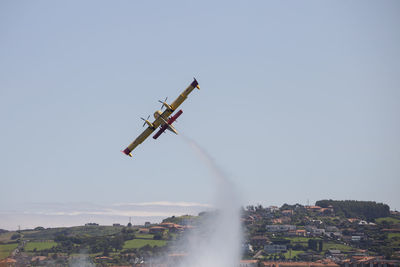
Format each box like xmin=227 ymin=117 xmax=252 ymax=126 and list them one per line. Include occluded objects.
xmin=1 ymin=1 xmax=399 ymax=229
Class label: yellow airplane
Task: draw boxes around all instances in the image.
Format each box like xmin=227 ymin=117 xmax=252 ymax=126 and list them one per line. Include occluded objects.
xmin=122 ymin=78 xmax=200 ymax=157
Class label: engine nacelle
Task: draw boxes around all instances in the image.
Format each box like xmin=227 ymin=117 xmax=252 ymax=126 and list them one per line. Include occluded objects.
xmin=145 ymin=120 xmax=154 ymax=129
xmin=162 ymin=102 xmax=173 ymax=111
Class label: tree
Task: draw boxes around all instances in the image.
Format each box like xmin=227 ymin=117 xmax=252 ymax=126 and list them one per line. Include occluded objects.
xmin=316 ymin=200 xmax=390 ymax=221
xmin=111 ymin=236 xmax=124 ymax=251
xmin=318 ymin=240 xmax=323 ymax=252
xmin=308 ymin=239 xmax=318 ymax=251
xmin=11 ymin=233 xmax=21 ymax=240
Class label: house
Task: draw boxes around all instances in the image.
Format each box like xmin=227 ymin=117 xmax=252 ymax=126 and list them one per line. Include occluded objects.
xmin=347 ymin=218 xmax=359 ymax=223
xmin=240 ymin=260 xmax=258 ymax=267
xmin=261 ymin=260 xmax=339 ymax=267
xmin=340 ymin=256 xmax=400 ymax=267
xmin=264 ymin=244 xmax=287 ymax=254
xmin=31 ymin=256 xmax=47 ymax=262
xmin=159 ymin=222 xmax=184 ymax=233
xmin=306 ymin=206 xmax=322 ymax=212
xmin=305 ymin=226 xmax=325 ymax=236
xmin=138 ymin=228 xmax=149 ymax=234
xmin=267 ymin=206 xmax=279 ymax=212
xmin=326 ymin=226 xmax=339 ymax=232
xmin=149 ymin=226 xmax=167 ymax=234
xmin=272 ymin=218 xmax=283 ymax=224
xmin=325 ymin=226 xmax=341 ymax=238
xmin=266 ymin=225 xmax=296 ymax=232
xmin=0 ymin=258 xmax=17 ymax=267
xmin=296 ymin=229 xmax=307 ymax=237
xmin=351 ymin=236 xmax=362 ymax=242
xmin=282 ymin=209 xmax=294 ymax=216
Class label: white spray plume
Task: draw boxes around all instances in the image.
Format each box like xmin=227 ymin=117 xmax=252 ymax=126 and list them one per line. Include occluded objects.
xmin=176 ymin=135 xmax=243 ymax=267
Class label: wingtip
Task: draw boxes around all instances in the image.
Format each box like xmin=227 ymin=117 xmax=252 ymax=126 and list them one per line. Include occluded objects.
xmin=122 ymin=148 xmax=133 ymax=157
xmin=191 ymin=78 xmax=200 ymax=89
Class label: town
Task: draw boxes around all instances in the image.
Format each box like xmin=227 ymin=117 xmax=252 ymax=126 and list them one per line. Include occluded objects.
xmin=0 ymin=200 xmax=399 ymax=266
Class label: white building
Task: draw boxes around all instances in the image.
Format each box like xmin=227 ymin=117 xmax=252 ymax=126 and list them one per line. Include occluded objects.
xmin=265 ymin=225 xmax=296 ymax=232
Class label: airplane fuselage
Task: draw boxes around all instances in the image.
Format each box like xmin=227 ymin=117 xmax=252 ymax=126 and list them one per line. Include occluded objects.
xmin=153 ymin=110 xmax=178 ymax=134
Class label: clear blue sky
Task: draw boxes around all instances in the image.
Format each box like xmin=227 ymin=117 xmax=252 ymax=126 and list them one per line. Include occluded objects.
xmin=1 ymin=1 xmax=399 ymax=215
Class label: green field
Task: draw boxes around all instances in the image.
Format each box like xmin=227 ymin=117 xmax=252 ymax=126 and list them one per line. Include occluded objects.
xmin=22 ymin=226 xmax=123 ymax=240
xmin=323 ymin=242 xmax=353 ymax=252
xmin=25 ymin=241 xmax=57 ymax=251
xmin=0 ymin=243 xmax=18 ymax=260
xmin=123 ymin=239 xmax=166 ymax=249
xmin=284 ymin=250 xmax=304 ymax=259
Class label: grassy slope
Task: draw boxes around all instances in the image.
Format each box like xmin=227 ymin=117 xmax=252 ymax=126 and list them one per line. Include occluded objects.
xmin=22 ymin=226 xmax=123 ymax=240
xmin=0 ymin=243 xmax=18 ymax=260
xmin=123 ymin=239 xmax=166 ymax=249
xmin=25 ymin=241 xmax=58 ymax=251
xmin=323 ymin=242 xmax=353 ymax=252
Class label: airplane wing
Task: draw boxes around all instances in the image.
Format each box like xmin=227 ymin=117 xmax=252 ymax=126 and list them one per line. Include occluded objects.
xmin=122 ymin=79 xmax=200 ymax=157
xmin=170 ymin=78 xmax=200 ymax=110
xmin=122 ymin=126 xmax=156 ymax=157
xmin=149 ymin=78 xmax=199 ymax=130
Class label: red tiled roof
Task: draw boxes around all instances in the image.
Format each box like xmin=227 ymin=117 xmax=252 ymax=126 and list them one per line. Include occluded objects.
xmin=241 ymin=260 xmax=258 ymax=263
xmin=0 ymin=258 xmax=17 ymax=263
xmin=261 ymin=261 xmax=339 ymax=267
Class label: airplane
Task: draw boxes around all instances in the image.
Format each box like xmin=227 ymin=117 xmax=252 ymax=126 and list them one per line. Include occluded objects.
xmin=122 ymin=78 xmax=200 ymax=157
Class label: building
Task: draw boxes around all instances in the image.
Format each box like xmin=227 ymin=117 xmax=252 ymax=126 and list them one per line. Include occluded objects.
xmin=340 ymin=256 xmax=400 ymax=267
xmin=159 ymin=222 xmax=184 ymax=233
xmin=266 ymin=225 xmax=296 ymax=232
xmin=282 ymin=210 xmax=294 ymax=216
xmin=296 ymin=229 xmax=307 ymax=236
xmin=0 ymin=258 xmax=17 ymax=267
xmin=262 ymin=260 xmax=339 ymax=267
xmin=240 ymin=260 xmax=258 ymax=267
xmin=148 ymin=226 xmax=167 ymax=234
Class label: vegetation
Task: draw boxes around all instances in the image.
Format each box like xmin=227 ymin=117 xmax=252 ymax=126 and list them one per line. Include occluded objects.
xmin=316 ymin=200 xmax=390 ymax=221
xmin=162 ymin=215 xmax=198 ymax=225
xmin=22 ymin=225 xmax=123 ymax=241
xmin=375 ymin=217 xmax=400 ymax=225
xmin=1 ymin=199 xmax=399 ymax=265
xmin=25 ymin=241 xmax=57 ymax=251
xmin=123 ymin=239 xmax=166 ymax=249
xmin=0 ymin=243 xmax=18 ymax=260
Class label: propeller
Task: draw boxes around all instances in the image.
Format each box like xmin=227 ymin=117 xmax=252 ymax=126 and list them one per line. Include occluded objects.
xmin=140 ymin=115 xmax=150 ymax=127
xmin=158 ymin=97 xmax=168 ymax=110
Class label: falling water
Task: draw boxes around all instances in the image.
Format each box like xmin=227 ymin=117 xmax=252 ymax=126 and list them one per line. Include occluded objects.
xmin=176 ymin=135 xmax=243 ymax=267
